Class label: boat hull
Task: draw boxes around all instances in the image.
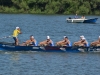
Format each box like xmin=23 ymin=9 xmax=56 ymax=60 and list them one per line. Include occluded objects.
xmin=0 ymin=44 xmax=100 ymax=53
xmin=67 ymin=19 xmax=84 ymax=23
xmin=66 ymin=18 xmax=98 ymax=23
xmin=83 ymin=18 xmax=98 ymax=23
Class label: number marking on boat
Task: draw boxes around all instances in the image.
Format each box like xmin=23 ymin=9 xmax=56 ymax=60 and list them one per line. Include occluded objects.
xmin=40 ymin=47 xmax=45 ymax=50
xmin=60 ymin=47 xmax=66 ymax=51
xmin=32 ymin=47 xmax=39 ymax=49
xmin=78 ymin=48 xmax=85 ymax=52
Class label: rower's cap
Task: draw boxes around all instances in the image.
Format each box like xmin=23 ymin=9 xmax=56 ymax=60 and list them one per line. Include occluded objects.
xmin=16 ymin=27 xmax=19 ymax=29
xmin=30 ymin=35 xmax=34 ymax=38
xmin=31 ymin=36 xmax=34 ymax=38
xmin=64 ymin=36 xmax=68 ymax=38
xmin=64 ymin=36 xmax=66 ymax=38
xmin=47 ymin=36 xmax=50 ymax=39
xmin=99 ymin=36 xmax=100 ymax=38
xmin=82 ymin=37 xmax=85 ymax=40
xmin=80 ymin=35 xmax=84 ymax=38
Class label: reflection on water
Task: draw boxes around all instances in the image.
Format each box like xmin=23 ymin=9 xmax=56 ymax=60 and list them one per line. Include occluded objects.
xmin=10 ymin=52 xmax=20 ymax=61
xmin=0 ymin=51 xmax=100 ymax=75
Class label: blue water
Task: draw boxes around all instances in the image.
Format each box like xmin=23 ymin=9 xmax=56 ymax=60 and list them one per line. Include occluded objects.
xmin=0 ymin=14 xmax=100 ymax=75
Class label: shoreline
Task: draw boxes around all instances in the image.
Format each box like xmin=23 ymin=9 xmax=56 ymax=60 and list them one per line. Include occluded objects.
xmin=0 ymin=12 xmax=100 ymax=16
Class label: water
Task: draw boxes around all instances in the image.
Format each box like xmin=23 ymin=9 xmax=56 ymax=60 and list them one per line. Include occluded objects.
xmin=0 ymin=14 xmax=100 ymax=75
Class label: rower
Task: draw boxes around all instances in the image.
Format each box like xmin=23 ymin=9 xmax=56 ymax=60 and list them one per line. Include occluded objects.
xmin=56 ymin=36 xmax=71 ymax=46
xmin=90 ymin=36 xmax=100 ymax=46
xmin=21 ymin=35 xmax=37 ymax=46
xmin=73 ymin=35 xmax=84 ymax=46
xmin=39 ymin=36 xmax=54 ymax=46
xmin=73 ymin=36 xmax=88 ymax=47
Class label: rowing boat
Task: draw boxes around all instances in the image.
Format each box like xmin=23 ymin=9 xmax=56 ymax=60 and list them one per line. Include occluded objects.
xmin=0 ymin=42 xmax=100 ymax=52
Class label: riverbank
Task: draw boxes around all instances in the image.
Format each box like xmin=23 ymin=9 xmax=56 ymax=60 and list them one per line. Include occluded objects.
xmin=0 ymin=11 xmax=100 ymax=15
xmin=0 ymin=0 xmax=100 ymax=15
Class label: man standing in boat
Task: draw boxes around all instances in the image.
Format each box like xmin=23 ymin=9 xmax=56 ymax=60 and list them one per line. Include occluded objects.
xmin=13 ymin=27 xmax=22 ymax=45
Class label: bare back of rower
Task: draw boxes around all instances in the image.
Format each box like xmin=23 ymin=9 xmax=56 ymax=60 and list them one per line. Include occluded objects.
xmin=39 ymin=36 xmax=53 ymax=46
xmin=56 ymin=36 xmax=70 ymax=46
xmin=91 ymin=36 xmax=100 ymax=46
xmin=73 ymin=35 xmax=88 ymax=47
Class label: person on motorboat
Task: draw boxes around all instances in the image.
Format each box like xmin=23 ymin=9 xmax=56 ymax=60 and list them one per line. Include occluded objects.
xmin=21 ymin=35 xmax=37 ymax=46
xmin=39 ymin=36 xmax=54 ymax=46
xmin=56 ymin=36 xmax=71 ymax=46
xmin=81 ymin=15 xmax=85 ymax=19
xmin=90 ymin=36 xmax=100 ymax=46
xmin=74 ymin=14 xmax=78 ymax=19
xmin=12 ymin=27 xmax=22 ymax=45
xmin=73 ymin=35 xmax=88 ymax=47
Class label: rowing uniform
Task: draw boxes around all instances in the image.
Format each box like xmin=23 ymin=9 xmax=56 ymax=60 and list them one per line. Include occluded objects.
xmin=30 ymin=40 xmax=38 ymax=46
xmin=46 ymin=39 xmax=54 ymax=46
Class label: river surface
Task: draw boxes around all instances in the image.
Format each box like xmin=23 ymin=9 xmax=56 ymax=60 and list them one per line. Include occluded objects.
xmin=0 ymin=14 xmax=100 ymax=75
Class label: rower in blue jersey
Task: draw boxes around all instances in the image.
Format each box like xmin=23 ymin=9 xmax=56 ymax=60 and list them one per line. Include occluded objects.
xmin=39 ymin=36 xmax=54 ymax=46
xmin=56 ymin=36 xmax=71 ymax=46
xmin=21 ymin=35 xmax=37 ymax=46
xmin=73 ymin=35 xmax=88 ymax=47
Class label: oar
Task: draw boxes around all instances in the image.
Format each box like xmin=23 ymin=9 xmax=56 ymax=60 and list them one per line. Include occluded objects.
xmin=0 ymin=35 xmax=12 ymax=40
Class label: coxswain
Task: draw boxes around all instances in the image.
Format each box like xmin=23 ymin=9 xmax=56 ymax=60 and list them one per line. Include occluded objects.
xmin=12 ymin=27 xmax=22 ymax=45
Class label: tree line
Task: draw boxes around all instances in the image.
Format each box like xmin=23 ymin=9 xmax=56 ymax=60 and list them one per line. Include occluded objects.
xmin=0 ymin=0 xmax=100 ymax=15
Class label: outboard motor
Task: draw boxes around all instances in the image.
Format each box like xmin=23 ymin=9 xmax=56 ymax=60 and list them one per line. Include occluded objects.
xmin=69 ymin=17 xmax=71 ymax=19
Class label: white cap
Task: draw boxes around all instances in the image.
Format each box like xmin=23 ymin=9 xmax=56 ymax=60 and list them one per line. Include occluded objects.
xmin=80 ymin=35 xmax=84 ymax=38
xmin=99 ymin=36 xmax=100 ymax=38
xmin=82 ymin=37 xmax=85 ymax=40
xmin=64 ymin=36 xmax=66 ymax=38
xmin=47 ymin=36 xmax=50 ymax=39
xmin=31 ymin=36 xmax=34 ymax=38
xmin=16 ymin=27 xmax=19 ymax=29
